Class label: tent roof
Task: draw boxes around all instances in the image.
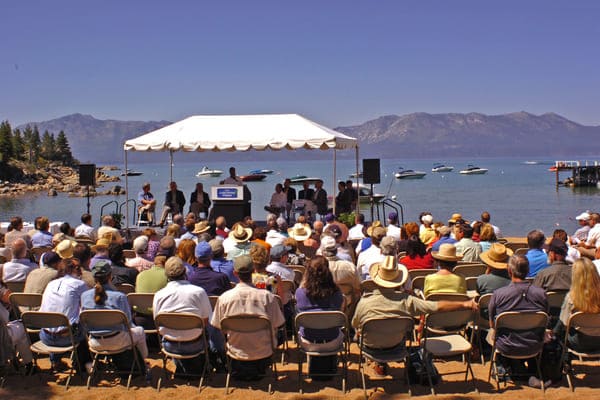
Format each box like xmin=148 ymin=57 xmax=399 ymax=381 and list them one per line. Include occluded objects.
xmin=123 ymin=114 xmax=357 ymax=152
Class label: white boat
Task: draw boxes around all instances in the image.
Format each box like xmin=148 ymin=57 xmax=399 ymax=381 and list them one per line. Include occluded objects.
xmin=121 ymin=169 xmax=143 ymax=176
xmin=196 ymin=166 xmax=223 ymax=177
xmin=431 ymin=163 xmax=454 ymax=173
xmin=353 ymin=183 xmax=385 ymax=203
xmin=349 ymin=171 xmax=363 ymax=178
xmin=459 ymin=164 xmax=488 ymax=175
xmin=395 ymin=168 xmax=427 ymax=179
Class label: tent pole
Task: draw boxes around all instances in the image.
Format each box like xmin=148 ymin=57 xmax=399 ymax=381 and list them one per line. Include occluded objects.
xmin=333 ymin=149 xmax=337 ymax=215
xmin=124 ymin=150 xmax=129 ymax=229
xmin=355 ymin=146 xmax=360 ymax=216
xmin=169 ymin=150 xmax=173 ymax=182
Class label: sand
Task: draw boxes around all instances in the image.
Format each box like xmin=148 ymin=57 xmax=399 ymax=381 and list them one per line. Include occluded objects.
xmin=2 ymin=341 xmax=598 ymax=400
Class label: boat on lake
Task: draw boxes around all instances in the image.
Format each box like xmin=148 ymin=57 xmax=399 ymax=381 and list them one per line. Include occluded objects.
xmin=196 ymin=166 xmax=223 ymax=177
xmin=353 ymin=183 xmax=385 ymax=203
xmin=249 ymin=169 xmax=274 ymax=175
xmin=395 ymin=168 xmax=427 ymax=179
xmin=289 ymin=176 xmax=321 ymax=186
xmin=431 ymin=163 xmax=454 ymax=173
xmin=459 ymin=164 xmax=488 ymax=175
xmin=349 ymin=171 xmax=363 ymax=178
xmin=121 ymin=169 xmax=143 ymax=176
xmin=240 ymin=174 xmax=267 ymax=182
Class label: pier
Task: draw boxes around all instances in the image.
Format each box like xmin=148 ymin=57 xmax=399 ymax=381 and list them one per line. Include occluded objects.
xmin=553 ymin=160 xmax=600 ymax=187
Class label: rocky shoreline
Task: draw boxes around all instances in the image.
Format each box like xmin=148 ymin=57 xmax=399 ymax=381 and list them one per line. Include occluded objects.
xmin=0 ymin=165 xmax=126 ymax=198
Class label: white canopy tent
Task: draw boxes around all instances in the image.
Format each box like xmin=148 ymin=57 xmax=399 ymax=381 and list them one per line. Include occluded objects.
xmin=122 ymin=113 xmax=360 ymax=227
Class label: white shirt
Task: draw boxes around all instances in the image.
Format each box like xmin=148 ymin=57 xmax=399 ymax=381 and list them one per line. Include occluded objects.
xmin=153 ymin=280 xmax=212 ymax=341
xmin=356 ymin=245 xmax=382 ymax=278
xmin=223 ymin=176 xmax=243 ymax=185
xmin=585 ymin=224 xmax=600 ymax=248
xmin=348 ymin=224 xmax=365 ymax=240
xmin=75 ymin=223 xmax=97 ymax=241
xmin=2 ymin=258 xmax=38 ymax=282
xmin=40 ymin=274 xmax=88 ymax=327
xmin=266 ymin=261 xmax=294 ymax=281
xmin=265 ymin=230 xmax=286 ymax=247
xmin=386 ymin=224 xmax=401 ymax=240
xmin=269 ymin=191 xmax=287 ymax=209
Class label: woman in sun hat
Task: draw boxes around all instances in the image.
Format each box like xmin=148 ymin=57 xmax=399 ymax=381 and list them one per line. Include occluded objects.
xmin=424 ymin=243 xmax=467 ymax=298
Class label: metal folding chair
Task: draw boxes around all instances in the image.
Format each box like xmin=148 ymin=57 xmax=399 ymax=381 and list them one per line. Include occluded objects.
xmin=294 ymin=311 xmax=349 ymax=393
xmin=562 ymin=312 xmax=600 ymax=391
xmin=154 ymin=312 xmax=209 ymax=392
xmin=21 ymin=311 xmax=81 ymax=390
xmin=9 ymin=292 xmax=42 ymax=320
xmin=79 ymin=309 xmax=144 ymax=390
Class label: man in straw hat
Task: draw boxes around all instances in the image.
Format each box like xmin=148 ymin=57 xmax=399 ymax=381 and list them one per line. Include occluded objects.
xmin=225 ymin=223 xmax=253 ymax=261
xmin=352 ymin=255 xmax=478 ymax=377
xmin=211 ymin=255 xmax=284 ymax=380
xmin=477 ymin=243 xmax=513 ymax=296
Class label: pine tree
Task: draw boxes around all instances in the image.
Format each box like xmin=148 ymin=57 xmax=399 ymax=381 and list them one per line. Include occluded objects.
xmin=22 ymin=125 xmax=33 ymax=163
xmin=56 ymin=130 xmax=75 ymax=165
xmin=41 ymin=130 xmax=56 ymax=161
xmin=11 ymin=128 xmax=25 ymax=161
xmin=30 ymin=126 xmax=41 ymax=165
xmin=0 ymin=120 xmax=13 ymax=163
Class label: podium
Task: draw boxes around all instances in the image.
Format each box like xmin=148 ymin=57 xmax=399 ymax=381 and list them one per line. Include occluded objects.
xmin=209 ymin=185 xmax=252 ymax=223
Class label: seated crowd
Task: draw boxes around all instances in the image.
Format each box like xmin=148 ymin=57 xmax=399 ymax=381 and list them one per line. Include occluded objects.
xmin=1 ymin=205 xmax=600 ymax=392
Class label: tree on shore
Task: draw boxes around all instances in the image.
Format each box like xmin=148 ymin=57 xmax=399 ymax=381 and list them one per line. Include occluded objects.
xmin=0 ymin=120 xmax=13 ymax=163
xmin=55 ymin=131 xmax=75 ymax=166
xmin=41 ymin=130 xmax=56 ymax=161
xmin=11 ymin=129 xmax=25 ymax=161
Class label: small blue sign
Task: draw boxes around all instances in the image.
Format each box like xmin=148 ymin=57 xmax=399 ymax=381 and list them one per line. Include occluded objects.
xmin=217 ymin=187 xmax=240 ymax=199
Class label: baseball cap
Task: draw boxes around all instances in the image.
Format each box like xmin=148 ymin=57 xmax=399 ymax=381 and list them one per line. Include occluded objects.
xmin=91 ymin=260 xmax=111 ymax=278
xmin=270 ymin=244 xmax=291 ymax=258
xmin=195 ymin=241 xmax=213 ymax=259
xmin=548 ymin=238 xmax=568 ymax=256
xmin=233 ymin=255 xmax=254 ymax=274
xmin=165 ymin=256 xmax=186 ymax=278
xmin=576 ymin=212 xmax=591 ymax=221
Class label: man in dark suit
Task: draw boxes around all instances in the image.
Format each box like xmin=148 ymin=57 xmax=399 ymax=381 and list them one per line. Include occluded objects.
xmin=313 ymin=179 xmax=328 ymax=219
xmin=283 ymin=178 xmax=296 ymax=223
xmin=189 ymin=182 xmax=211 ymax=218
xmin=159 ymin=181 xmax=186 ymax=227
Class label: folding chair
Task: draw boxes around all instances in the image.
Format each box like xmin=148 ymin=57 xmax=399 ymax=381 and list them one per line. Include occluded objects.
xmin=408 ymin=269 xmax=437 ymax=282
xmin=562 ymin=312 xmax=600 ymax=391
xmin=220 ymin=315 xmax=278 ymax=394
xmin=358 ymin=316 xmax=414 ymax=399
xmin=274 ymin=295 xmax=289 ymax=364
xmin=9 ymin=292 xmax=42 ymax=319
xmin=21 ymin=311 xmax=81 ymax=390
xmin=295 ymin=311 xmax=349 ymax=394
xmin=488 ymin=311 xmax=548 ymax=391
xmin=126 ymin=293 xmax=157 ymax=338
xmin=473 ymin=293 xmax=493 ymax=365
xmin=513 ymin=248 xmax=529 ymax=256
xmin=465 ymin=277 xmax=479 ymax=298
xmin=123 ymin=249 xmax=136 ymax=259
xmin=31 ymin=246 xmax=52 ymax=263
xmin=115 ymin=283 xmax=135 ymax=294
xmin=421 ymin=308 xmax=477 ymax=395
xmin=292 ymin=270 xmax=304 ymax=287
xmin=208 ymin=295 xmax=219 ymax=310
xmin=154 ymin=312 xmax=209 ymax=392
xmin=79 ymin=309 xmax=144 ymax=390
xmin=289 ymin=265 xmax=306 ymax=277
xmin=411 ymin=276 xmax=426 ymax=298
xmin=453 ymin=264 xmax=487 ymax=279
xmin=5 ymin=282 xmax=25 ymax=293
xmin=546 ymin=290 xmax=568 ymax=327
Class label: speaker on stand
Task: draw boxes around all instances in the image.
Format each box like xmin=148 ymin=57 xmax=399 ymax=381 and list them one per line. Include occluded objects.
xmin=79 ymin=164 xmax=96 ymax=215
xmin=362 ymin=159 xmax=381 ymax=221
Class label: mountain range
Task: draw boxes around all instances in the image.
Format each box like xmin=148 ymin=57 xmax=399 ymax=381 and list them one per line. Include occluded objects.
xmin=17 ymin=111 xmax=600 ymax=163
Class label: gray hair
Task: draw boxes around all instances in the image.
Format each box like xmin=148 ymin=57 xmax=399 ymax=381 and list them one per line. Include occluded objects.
xmin=508 ymin=254 xmax=529 ymax=280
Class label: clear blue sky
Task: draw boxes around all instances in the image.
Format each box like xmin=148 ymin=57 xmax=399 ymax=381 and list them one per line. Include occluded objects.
xmin=2 ymin=0 xmax=599 ymax=127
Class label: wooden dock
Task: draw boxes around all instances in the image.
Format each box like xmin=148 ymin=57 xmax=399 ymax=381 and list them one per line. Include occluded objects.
xmin=553 ymin=160 xmax=600 ymax=187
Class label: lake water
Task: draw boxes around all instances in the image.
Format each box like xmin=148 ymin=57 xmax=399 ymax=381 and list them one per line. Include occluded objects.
xmin=1 ymin=156 xmax=599 ymax=237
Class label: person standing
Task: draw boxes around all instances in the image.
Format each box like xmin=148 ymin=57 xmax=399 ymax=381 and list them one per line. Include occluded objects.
xmin=283 ymin=178 xmax=296 ymax=223
xmin=137 ymin=182 xmax=157 ymax=225
xmin=189 ymin=182 xmax=211 ymax=218
xmin=313 ymin=179 xmax=328 ymax=220
xmin=159 ymin=181 xmax=186 ymax=228
xmin=222 ymin=167 xmax=243 ymax=185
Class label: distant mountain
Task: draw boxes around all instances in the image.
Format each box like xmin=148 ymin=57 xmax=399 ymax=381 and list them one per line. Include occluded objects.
xmin=17 ymin=111 xmax=600 ymax=163
xmin=17 ymin=114 xmax=171 ymax=163
xmin=335 ymin=111 xmax=600 ymax=158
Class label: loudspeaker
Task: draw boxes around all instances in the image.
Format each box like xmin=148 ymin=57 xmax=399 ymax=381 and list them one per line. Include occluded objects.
xmin=79 ymin=164 xmax=96 ymax=186
xmin=362 ymin=159 xmax=380 ymax=184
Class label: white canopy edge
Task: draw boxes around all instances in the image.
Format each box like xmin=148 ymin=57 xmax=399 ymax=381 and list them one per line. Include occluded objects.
xmin=123 ymin=113 xmax=357 ymax=152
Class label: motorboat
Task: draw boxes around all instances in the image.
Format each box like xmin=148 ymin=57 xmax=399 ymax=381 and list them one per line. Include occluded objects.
xmin=349 ymin=171 xmax=363 ymax=178
xmin=289 ymin=176 xmax=321 ymax=186
xmin=121 ymin=169 xmax=143 ymax=176
xmin=249 ymin=169 xmax=274 ymax=175
xmin=395 ymin=168 xmax=427 ymax=179
xmin=459 ymin=164 xmax=488 ymax=175
xmin=431 ymin=163 xmax=454 ymax=173
xmin=240 ymin=173 xmax=267 ymax=182
xmin=196 ymin=166 xmax=223 ymax=177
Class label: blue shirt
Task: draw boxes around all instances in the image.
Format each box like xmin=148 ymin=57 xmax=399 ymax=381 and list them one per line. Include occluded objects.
xmin=81 ymin=284 xmax=135 ymax=329
xmin=526 ymin=249 xmax=549 ymax=278
xmin=31 ymin=230 xmax=53 ymax=248
xmin=211 ymin=257 xmax=237 ymax=283
xmin=188 ymin=266 xmax=231 ymax=296
xmin=431 ymin=236 xmax=457 ymax=252
xmin=40 ymin=274 xmax=88 ymax=326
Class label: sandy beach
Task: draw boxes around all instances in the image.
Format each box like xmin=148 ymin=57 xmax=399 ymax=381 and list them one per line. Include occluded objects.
xmin=2 ymin=340 xmax=598 ymax=400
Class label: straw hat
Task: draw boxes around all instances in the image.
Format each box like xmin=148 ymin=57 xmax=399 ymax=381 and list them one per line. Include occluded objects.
xmin=287 ymin=223 xmax=312 ymax=241
xmin=92 ymin=233 xmax=113 ymax=252
xmin=480 ymin=243 xmax=513 ymax=269
xmin=369 ymin=255 xmax=409 ymax=288
xmin=448 ymin=213 xmax=463 ymax=224
xmin=54 ymin=239 xmax=76 ymax=259
xmin=366 ymin=220 xmax=384 ymax=237
xmin=192 ymin=220 xmax=211 ymax=234
xmin=431 ymin=243 xmax=464 ymax=262
xmin=230 ymin=224 xmax=253 ymax=243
